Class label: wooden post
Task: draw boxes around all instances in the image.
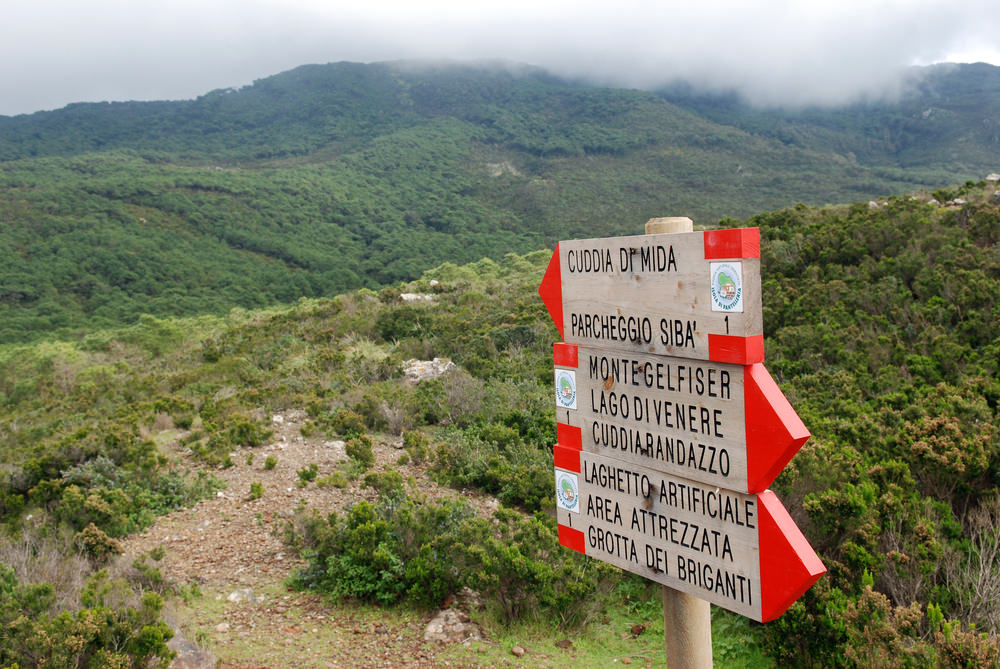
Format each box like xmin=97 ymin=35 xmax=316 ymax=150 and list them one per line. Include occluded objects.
xmin=644 ymin=216 xmax=694 ymax=236
xmin=645 ymin=215 xmax=714 ymax=669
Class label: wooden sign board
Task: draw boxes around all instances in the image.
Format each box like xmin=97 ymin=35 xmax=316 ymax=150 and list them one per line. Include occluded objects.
xmin=553 ymin=342 xmax=809 ymax=493
xmin=539 ymin=228 xmax=763 ymax=365
xmin=554 ymin=447 xmax=824 ymax=622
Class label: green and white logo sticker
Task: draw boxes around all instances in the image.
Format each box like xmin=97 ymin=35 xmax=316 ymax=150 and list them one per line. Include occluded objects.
xmin=555 ymin=471 xmax=580 ymax=513
xmin=710 ymin=261 xmax=743 ymax=312
xmin=555 ymin=369 xmax=577 ymax=410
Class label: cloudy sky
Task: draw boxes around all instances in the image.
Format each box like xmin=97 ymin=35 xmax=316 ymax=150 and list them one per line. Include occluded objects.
xmin=2 ymin=0 xmax=999 ymax=116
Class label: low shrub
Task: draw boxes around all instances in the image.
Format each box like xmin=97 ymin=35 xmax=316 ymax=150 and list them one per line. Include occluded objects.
xmin=73 ymin=523 xmax=123 ymax=564
xmin=316 ymin=472 xmax=349 ymax=488
xmin=345 ymin=435 xmax=375 ymax=471
xmin=319 ymin=408 xmax=367 ymax=438
xmin=362 ymin=470 xmax=405 ymax=498
xmin=401 ymin=430 xmax=429 ymax=464
xmin=0 ymin=566 xmax=175 ymax=668
xmin=432 ymin=425 xmax=552 ymax=511
xmin=296 ymin=464 xmax=318 ymax=487
xmin=288 ymin=490 xmax=614 ymax=627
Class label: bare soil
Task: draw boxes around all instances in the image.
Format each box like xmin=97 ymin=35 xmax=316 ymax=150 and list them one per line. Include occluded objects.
xmin=123 ymin=410 xmax=502 ymax=668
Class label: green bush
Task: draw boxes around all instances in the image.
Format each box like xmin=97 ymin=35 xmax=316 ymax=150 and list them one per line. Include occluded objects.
xmin=289 ymin=491 xmax=613 ymax=627
xmin=0 ymin=566 xmax=175 ymax=668
xmin=345 ymin=435 xmax=375 ymax=470
xmin=296 ymin=464 xmax=318 ymax=487
xmin=432 ymin=425 xmax=552 ymax=511
xmin=290 ymin=496 xmax=467 ymax=606
xmin=131 ymin=548 xmax=168 ymax=594
xmin=363 ymin=470 xmax=405 ymax=498
xmin=73 ymin=523 xmax=124 ymax=564
xmin=151 ymin=395 xmax=196 ymax=430
xmin=401 ymin=430 xmax=429 ymax=463
xmin=322 ymin=408 xmax=367 ymax=438
xmin=316 ymin=472 xmax=349 ymax=488
xmin=227 ymin=418 xmax=272 ymax=448
xmin=353 ymin=393 xmax=390 ymax=432
xmin=375 ymin=304 xmax=426 ymax=340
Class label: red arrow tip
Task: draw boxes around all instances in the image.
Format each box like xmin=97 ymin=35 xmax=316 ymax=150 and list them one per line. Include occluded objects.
xmin=539 ymin=244 xmax=564 ymax=339
xmin=745 ymin=364 xmax=810 ymax=492
xmin=758 ymin=491 xmax=825 ymax=622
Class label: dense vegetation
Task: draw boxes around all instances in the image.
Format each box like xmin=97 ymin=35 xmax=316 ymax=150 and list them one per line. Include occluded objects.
xmin=2 ymin=61 xmax=999 ymax=344
xmin=664 ymin=63 xmax=1000 ymax=172
xmin=1 ymin=178 xmax=998 ymax=664
xmin=749 ymin=181 xmax=1000 ymax=664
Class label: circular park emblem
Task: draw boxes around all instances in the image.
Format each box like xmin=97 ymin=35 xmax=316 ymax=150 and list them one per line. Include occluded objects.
xmin=555 ymin=369 xmax=577 ymax=410
xmin=555 ymin=471 xmax=579 ymax=513
xmin=711 ymin=261 xmax=744 ymax=312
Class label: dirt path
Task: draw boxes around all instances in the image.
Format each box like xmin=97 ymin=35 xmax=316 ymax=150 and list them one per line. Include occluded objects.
xmin=123 ymin=410 xmax=499 ymax=668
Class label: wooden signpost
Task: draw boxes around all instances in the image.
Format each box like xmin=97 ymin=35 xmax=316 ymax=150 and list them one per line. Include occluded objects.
xmin=541 ymin=219 xmax=825 ymax=662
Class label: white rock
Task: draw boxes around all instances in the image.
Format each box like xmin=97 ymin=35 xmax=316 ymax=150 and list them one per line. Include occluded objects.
xmin=404 ymin=358 xmax=457 ymax=382
xmin=423 ymin=609 xmax=482 ymax=644
xmin=227 ymin=588 xmax=257 ymax=603
xmin=400 ymin=293 xmax=436 ymax=303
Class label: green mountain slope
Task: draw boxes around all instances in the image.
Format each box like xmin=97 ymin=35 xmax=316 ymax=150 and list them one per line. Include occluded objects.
xmin=663 ymin=62 xmax=1000 ymax=171
xmin=1 ymin=183 xmax=998 ymax=664
xmin=2 ymin=61 xmax=999 ymax=343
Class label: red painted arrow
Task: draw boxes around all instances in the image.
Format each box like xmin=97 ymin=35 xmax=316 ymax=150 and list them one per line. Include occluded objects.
xmin=758 ymin=490 xmax=826 ymax=622
xmin=745 ymin=363 xmax=811 ymax=493
xmin=538 ymin=242 xmax=564 ymax=339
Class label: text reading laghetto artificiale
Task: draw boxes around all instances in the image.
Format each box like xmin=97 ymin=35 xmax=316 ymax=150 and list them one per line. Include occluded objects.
xmin=580 ymin=460 xmax=757 ymax=606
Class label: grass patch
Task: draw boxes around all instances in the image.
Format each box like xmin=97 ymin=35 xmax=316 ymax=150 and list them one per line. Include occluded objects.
xmin=166 ymin=580 xmax=772 ymax=668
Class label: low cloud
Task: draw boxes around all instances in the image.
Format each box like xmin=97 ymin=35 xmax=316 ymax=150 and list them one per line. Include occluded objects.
xmin=2 ymin=0 xmax=999 ymax=115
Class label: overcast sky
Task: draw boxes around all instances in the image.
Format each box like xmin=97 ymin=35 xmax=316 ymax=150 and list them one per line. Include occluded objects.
xmin=2 ymin=0 xmax=999 ymax=116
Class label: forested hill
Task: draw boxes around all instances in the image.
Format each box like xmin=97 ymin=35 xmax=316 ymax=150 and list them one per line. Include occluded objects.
xmin=662 ymin=62 xmax=1000 ymax=172
xmin=3 ymin=61 xmax=998 ymax=174
xmin=1 ymin=60 xmax=999 ymax=343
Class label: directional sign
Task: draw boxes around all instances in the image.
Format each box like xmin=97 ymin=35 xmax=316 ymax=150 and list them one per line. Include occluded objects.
xmin=554 ymin=447 xmax=825 ymax=622
xmin=553 ymin=342 xmax=809 ymax=493
xmin=543 ymin=226 xmax=824 ymax=624
xmin=539 ymin=228 xmax=764 ymax=364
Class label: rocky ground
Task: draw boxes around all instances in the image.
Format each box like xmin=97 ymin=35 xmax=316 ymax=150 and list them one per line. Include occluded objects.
xmin=122 ymin=408 xmax=502 ymax=668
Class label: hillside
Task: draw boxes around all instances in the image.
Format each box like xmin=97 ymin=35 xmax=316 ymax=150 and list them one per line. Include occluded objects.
xmin=663 ymin=63 xmax=1000 ymax=171
xmin=1 ymin=181 xmax=999 ymax=665
xmin=2 ymin=61 xmax=999 ymax=343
